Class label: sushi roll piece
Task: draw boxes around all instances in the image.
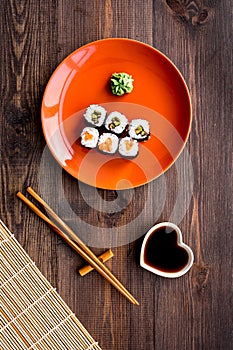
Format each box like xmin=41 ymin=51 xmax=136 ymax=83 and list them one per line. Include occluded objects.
xmin=128 ymin=119 xmax=150 ymax=141
xmin=80 ymin=127 xmax=99 ymax=148
xmin=105 ymin=111 xmax=128 ymax=134
xmin=97 ymin=133 xmax=119 ymax=154
xmin=119 ymin=137 xmax=139 ymax=158
xmin=84 ymin=104 xmax=107 ymax=127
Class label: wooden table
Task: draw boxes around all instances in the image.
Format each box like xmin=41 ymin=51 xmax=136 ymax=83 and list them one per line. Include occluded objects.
xmin=0 ymin=1 xmax=232 ymax=349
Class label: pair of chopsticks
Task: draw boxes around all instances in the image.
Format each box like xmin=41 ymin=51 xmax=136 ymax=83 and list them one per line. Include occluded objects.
xmin=17 ymin=187 xmax=139 ymax=305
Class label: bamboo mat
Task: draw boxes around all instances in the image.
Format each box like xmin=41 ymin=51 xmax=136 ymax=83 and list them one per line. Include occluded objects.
xmin=0 ymin=220 xmax=102 ymax=350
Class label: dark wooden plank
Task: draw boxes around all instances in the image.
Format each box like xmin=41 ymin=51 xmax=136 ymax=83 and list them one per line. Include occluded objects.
xmin=0 ymin=1 xmax=232 ymax=350
xmin=152 ymin=1 xmax=233 ymax=350
xmin=0 ymin=0 xmax=59 ymax=285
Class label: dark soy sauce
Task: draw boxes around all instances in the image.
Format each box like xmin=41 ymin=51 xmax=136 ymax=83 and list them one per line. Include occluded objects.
xmin=144 ymin=226 xmax=189 ymax=273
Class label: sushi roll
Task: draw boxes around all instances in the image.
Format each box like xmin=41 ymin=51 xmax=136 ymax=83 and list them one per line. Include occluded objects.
xmin=97 ymin=133 xmax=119 ymax=154
xmin=105 ymin=111 xmax=128 ymax=134
xmin=80 ymin=127 xmax=99 ymax=148
xmin=84 ymin=104 xmax=107 ymax=127
xmin=128 ymin=119 xmax=150 ymax=141
xmin=119 ymin=137 xmax=139 ymax=158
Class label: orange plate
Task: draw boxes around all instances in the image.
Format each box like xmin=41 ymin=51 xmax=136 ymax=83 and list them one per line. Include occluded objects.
xmin=41 ymin=38 xmax=192 ymax=190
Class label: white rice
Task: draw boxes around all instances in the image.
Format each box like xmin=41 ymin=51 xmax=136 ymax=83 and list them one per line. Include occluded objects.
xmin=80 ymin=127 xmax=99 ymax=148
xmin=105 ymin=111 xmax=128 ymax=134
xmin=119 ymin=137 xmax=139 ymax=158
xmin=97 ymin=133 xmax=119 ymax=154
xmin=84 ymin=104 xmax=107 ymax=127
xmin=128 ymin=119 xmax=150 ymax=140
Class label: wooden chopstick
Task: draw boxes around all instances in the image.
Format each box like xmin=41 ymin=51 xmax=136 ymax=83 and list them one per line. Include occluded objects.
xmin=17 ymin=190 xmax=139 ymax=305
xmin=26 ymin=187 xmax=139 ymax=305
xmin=79 ymin=249 xmax=114 ymax=276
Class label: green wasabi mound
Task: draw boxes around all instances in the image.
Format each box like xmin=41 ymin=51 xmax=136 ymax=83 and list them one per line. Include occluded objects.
xmin=110 ymin=72 xmax=134 ymax=96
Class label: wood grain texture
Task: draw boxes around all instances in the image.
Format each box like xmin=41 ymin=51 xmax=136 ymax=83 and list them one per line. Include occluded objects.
xmin=0 ymin=1 xmax=232 ymax=349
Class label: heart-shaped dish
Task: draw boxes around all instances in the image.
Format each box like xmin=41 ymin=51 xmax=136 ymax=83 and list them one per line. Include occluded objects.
xmin=140 ymin=222 xmax=194 ymax=278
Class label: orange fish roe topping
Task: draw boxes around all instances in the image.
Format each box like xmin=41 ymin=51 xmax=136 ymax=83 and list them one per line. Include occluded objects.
xmin=125 ymin=139 xmax=134 ymax=151
xmin=99 ymin=137 xmax=113 ymax=152
xmin=84 ymin=132 xmax=93 ymax=141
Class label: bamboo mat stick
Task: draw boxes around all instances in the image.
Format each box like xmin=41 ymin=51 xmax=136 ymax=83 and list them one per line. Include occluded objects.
xmin=0 ymin=220 xmax=102 ymax=350
xmin=17 ymin=191 xmax=139 ymax=305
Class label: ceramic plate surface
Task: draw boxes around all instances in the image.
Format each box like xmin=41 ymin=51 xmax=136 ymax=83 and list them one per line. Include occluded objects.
xmin=41 ymin=38 xmax=192 ymax=189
